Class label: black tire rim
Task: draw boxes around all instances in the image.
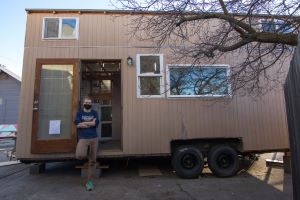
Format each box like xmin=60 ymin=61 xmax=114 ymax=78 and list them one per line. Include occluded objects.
xmin=181 ymin=153 xmax=198 ymax=169
xmin=216 ymin=153 xmax=233 ymax=169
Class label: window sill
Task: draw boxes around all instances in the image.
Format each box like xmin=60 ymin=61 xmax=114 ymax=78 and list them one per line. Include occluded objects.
xmin=167 ymin=95 xmax=232 ymax=99
xmin=42 ymin=38 xmax=78 ymax=40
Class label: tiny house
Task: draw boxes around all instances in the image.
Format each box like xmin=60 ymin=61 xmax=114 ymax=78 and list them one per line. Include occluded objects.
xmin=17 ymin=9 xmax=289 ymax=178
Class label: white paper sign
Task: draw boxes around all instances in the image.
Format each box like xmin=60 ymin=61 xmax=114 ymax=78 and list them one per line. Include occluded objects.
xmin=49 ymin=120 xmax=61 ymax=135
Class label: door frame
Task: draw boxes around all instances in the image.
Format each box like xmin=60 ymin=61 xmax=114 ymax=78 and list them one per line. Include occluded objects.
xmin=31 ymin=59 xmax=79 ymax=154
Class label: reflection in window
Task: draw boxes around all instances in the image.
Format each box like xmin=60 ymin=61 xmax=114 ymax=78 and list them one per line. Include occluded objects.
xmin=169 ymin=66 xmax=229 ymax=97
xmin=260 ymin=19 xmax=294 ymax=33
xmin=62 ymin=19 xmax=77 ymax=38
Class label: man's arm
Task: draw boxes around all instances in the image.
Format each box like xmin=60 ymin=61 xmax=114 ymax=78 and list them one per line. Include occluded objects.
xmin=81 ymin=119 xmax=96 ymax=127
xmin=79 ymin=111 xmax=99 ymax=128
xmin=75 ymin=112 xmax=90 ymax=128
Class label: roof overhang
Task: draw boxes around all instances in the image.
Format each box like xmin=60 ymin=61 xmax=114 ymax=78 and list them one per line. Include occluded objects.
xmin=25 ymin=8 xmax=299 ymax=19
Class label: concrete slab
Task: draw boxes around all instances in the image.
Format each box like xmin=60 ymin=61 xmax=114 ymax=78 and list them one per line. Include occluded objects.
xmin=0 ymin=153 xmax=293 ymax=200
xmin=138 ymin=165 xmax=162 ymax=177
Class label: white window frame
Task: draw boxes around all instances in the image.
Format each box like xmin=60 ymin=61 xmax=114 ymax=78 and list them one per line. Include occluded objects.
xmin=136 ymin=54 xmax=165 ymax=98
xmin=42 ymin=17 xmax=79 ymax=40
xmin=166 ymin=64 xmax=231 ymax=98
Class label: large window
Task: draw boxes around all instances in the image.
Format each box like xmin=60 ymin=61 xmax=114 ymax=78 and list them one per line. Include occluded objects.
xmin=38 ymin=64 xmax=73 ymax=139
xmin=43 ymin=17 xmax=79 ymax=39
xmin=167 ymin=65 xmax=230 ymax=97
xmin=260 ymin=19 xmax=294 ymax=33
xmin=136 ymin=54 xmax=164 ymax=98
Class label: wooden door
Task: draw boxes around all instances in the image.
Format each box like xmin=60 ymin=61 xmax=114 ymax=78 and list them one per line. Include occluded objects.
xmin=31 ymin=59 xmax=79 ymax=154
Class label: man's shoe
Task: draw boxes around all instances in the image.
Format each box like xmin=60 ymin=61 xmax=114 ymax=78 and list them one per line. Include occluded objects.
xmin=85 ymin=180 xmax=94 ymax=191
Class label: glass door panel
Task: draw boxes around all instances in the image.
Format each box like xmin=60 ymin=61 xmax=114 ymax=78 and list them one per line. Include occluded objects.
xmin=37 ymin=65 xmax=73 ymax=140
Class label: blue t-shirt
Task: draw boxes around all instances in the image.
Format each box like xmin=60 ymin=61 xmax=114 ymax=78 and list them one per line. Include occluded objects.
xmin=75 ymin=109 xmax=99 ymax=139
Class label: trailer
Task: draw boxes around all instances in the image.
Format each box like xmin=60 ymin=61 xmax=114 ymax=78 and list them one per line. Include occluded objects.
xmin=16 ymin=9 xmax=290 ymax=178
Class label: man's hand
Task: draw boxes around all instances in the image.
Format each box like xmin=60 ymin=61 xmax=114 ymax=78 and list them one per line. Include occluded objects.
xmin=77 ymin=123 xmax=88 ymax=128
xmin=77 ymin=119 xmax=96 ymax=128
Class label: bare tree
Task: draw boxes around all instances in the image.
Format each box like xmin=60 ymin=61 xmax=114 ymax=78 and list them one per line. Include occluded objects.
xmin=113 ymin=0 xmax=300 ymax=96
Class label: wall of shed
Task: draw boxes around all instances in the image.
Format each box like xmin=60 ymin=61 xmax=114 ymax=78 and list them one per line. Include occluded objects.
xmin=16 ymin=12 xmax=289 ymax=159
xmin=0 ymin=73 xmax=20 ymax=124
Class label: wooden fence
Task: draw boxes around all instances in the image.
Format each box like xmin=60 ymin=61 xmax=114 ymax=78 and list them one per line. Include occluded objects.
xmin=284 ymin=33 xmax=300 ymax=200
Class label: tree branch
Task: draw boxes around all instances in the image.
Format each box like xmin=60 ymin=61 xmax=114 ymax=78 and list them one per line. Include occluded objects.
xmin=176 ymin=13 xmax=256 ymax=33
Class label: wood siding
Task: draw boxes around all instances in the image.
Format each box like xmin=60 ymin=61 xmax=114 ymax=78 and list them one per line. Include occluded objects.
xmin=16 ymin=11 xmax=289 ymax=159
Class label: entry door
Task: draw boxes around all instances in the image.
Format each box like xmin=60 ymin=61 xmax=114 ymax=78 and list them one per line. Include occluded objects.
xmin=31 ymin=59 xmax=79 ymax=153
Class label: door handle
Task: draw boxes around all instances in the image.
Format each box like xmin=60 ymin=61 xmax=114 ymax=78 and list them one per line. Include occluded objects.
xmin=33 ymin=100 xmax=39 ymax=111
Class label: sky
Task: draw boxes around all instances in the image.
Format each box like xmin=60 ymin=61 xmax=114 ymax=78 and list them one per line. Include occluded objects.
xmin=0 ymin=0 xmax=117 ymax=77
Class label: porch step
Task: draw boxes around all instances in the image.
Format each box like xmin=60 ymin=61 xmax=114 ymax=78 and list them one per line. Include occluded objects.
xmin=75 ymin=162 xmax=109 ymax=178
xmin=75 ymin=163 xmax=109 ymax=169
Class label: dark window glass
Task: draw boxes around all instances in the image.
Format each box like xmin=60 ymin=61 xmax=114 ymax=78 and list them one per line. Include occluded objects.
xmin=140 ymin=56 xmax=160 ymax=74
xmin=101 ymin=123 xmax=112 ymax=138
xmin=140 ymin=77 xmax=160 ymax=95
xmin=44 ymin=19 xmax=59 ymax=38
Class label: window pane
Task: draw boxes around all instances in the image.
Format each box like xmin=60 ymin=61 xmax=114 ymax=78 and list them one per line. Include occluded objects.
xmin=62 ymin=19 xmax=77 ymax=38
xmin=44 ymin=19 xmax=59 ymax=38
xmin=101 ymin=123 xmax=112 ymax=138
xmin=140 ymin=56 xmax=160 ymax=74
xmin=261 ymin=21 xmax=276 ymax=32
xmin=101 ymin=80 xmax=111 ymax=93
xmin=140 ymin=77 xmax=160 ymax=95
xmin=38 ymin=65 xmax=73 ymax=139
xmin=276 ymin=20 xmax=294 ymax=33
xmin=170 ymin=67 xmax=228 ymax=96
xmin=101 ymin=106 xmax=112 ymax=121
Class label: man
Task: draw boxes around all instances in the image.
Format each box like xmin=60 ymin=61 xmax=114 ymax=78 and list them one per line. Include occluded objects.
xmin=75 ymin=96 xmax=99 ymax=191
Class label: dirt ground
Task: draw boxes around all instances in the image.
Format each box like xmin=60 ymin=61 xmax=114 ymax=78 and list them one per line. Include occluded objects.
xmin=0 ymin=153 xmax=293 ymax=200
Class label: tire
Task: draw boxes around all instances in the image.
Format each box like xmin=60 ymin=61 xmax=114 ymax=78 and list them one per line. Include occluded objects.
xmin=208 ymin=145 xmax=239 ymax=177
xmin=172 ymin=146 xmax=204 ymax=179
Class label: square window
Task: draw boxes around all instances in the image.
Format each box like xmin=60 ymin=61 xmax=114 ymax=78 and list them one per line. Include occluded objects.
xmin=62 ymin=19 xmax=77 ymax=38
xmin=44 ymin=19 xmax=59 ymax=38
xmin=140 ymin=56 xmax=161 ymax=74
xmin=140 ymin=77 xmax=161 ymax=95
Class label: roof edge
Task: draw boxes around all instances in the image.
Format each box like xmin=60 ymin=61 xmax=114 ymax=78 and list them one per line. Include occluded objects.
xmin=0 ymin=65 xmax=21 ymax=82
xmin=25 ymin=9 xmax=299 ymax=18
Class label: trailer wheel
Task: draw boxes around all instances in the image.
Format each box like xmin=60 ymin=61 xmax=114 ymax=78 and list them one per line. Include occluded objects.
xmin=208 ymin=145 xmax=239 ymax=177
xmin=172 ymin=146 xmax=204 ymax=179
